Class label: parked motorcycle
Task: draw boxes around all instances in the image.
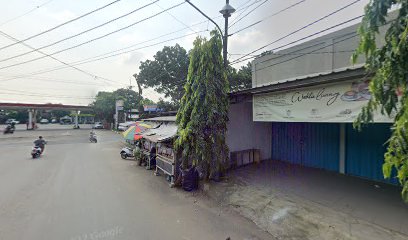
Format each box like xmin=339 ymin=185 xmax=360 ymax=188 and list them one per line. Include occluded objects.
xmin=120 ymin=147 xmax=134 ymax=159
xmin=31 ymin=146 xmax=42 ymax=159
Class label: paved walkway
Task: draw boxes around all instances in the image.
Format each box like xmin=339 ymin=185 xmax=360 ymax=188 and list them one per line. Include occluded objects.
xmin=207 ymin=160 xmax=408 ymax=240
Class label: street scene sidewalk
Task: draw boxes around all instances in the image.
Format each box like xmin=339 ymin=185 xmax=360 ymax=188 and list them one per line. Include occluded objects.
xmin=206 ymin=161 xmax=408 ymax=240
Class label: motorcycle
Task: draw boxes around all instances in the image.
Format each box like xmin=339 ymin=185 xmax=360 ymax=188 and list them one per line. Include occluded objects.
xmin=89 ymin=134 xmax=97 ymax=143
xmin=3 ymin=125 xmax=15 ymax=134
xmin=31 ymin=146 xmax=42 ymax=159
xmin=120 ymin=147 xmax=134 ymax=159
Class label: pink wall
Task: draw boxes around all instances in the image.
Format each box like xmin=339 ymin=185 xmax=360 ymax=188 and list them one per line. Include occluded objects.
xmin=227 ymin=101 xmax=272 ymax=160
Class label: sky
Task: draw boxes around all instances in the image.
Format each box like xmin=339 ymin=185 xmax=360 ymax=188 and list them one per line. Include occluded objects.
xmin=0 ymin=0 xmax=370 ymax=105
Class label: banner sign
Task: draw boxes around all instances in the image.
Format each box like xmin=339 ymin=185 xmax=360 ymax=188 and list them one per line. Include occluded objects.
xmin=253 ymin=80 xmax=394 ymax=123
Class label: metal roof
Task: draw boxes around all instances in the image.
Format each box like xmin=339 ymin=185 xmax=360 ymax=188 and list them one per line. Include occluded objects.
xmin=143 ymin=116 xmax=177 ymax=122
xmin=142 ymin=122 xmax=178 ymax=143
xmin=0 ymin=102 xmax=92 ymax=110
xmin=229 ymin=66 xmax=367 ymax=97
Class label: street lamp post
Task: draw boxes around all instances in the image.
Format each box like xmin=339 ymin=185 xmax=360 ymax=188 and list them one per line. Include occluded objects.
xmin=185 ymin=0 xmax=235 ymax=69
xmin=219 ymin=0 xmax=235 ymax=68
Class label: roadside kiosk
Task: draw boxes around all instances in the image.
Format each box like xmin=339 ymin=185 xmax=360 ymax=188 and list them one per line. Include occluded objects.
xmin=142 ymin=117 xmax=180 ymax=184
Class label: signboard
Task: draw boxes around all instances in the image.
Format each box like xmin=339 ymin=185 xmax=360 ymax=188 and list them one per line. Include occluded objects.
xmin=144 ymin=105 xmax=158 ymax=112
xmin=253 ymin=80 xmax=394 ymax=123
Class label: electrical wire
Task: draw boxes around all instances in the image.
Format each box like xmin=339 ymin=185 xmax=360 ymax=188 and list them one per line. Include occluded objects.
xmin=255 ymin=33 xmax=359 ymax=72
xmin=230 ymin=0 xmax=363 ymax=64
xmin=230 ymin=0 xmax=306 ymax=36
xmin=0 ymin=0 xmax=56 ymax=27
xmin=0 ymin=30 xmax=208 ymax=83
xmin=0 ymin=1 xmax=185 ymax=71
xmin=0 ymin=30 xmax=120 ymax=85
xmin=230 ymin=15 xmax=363 ymax=65
xmin=0 ymin=1 xmax=159 ymax=63
xmin=229 ymin=0 xmax=270 ymax=29
xmin=229 ymin=0 xmax=261 ymax=26
xmin=0 ymin=0 xmax=122 ymax=51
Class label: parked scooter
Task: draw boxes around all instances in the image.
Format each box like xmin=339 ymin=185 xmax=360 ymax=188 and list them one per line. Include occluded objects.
xmin=31 ymin=146 xmax=42 ymax=159
xmin=120 ymin=147 xmax=134 ymax=159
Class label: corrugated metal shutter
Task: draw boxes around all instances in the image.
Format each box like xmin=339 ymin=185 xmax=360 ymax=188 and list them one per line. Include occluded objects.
xmin=271 ymin=122 xmax=340 ymax=171
xmin=303 ymin=123 xmax=340 ymax=171
xmin=345 ymin=123 xmax=398 ymax=185
xmin=271 ymin=122 xmax=303 ymax=165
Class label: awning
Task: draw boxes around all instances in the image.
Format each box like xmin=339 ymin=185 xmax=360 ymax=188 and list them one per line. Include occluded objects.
xmin=142 ymin=123 xmax=178 ymax=143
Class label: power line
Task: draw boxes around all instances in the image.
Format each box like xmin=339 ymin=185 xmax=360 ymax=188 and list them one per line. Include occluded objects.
xmin=229 ymin=0 xmax=270 ymax=29
xmin=0 ymin=1 xmax=185 ymax=71
xmin=0 ymin=30 xmax=207 ymax=83
xmin=153 ymin=1 xmax=198 ymax=34
xmin=230 ymin=0 xmax=362 ymax=64
xmin=255 ymin=33 xmax=359 ymax=72
xmin=0 ymin=1 xmax=159 ymax=63
xmin=230 ymin=0 xmax=306 ymax=36
xmin=0 ymin=30 xmax=120 ymax=85
xmin=0 ymin=73 xmax=122 ymax=86
xmin=0 ymin=0 xmax=122 ymax=51
xmin=229 ymin=0 xmax=260 ymax=26
xmin=231 ymin=15 xmax=363 ymax=65
xmin=0 ymin=0 xmax=56 ymax=27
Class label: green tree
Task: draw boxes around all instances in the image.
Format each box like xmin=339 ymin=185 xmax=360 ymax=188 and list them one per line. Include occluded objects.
xmin=353 ymin=0 xmax=408 ymax=201
xmin=228 ymin=62 xmax=252 ymax=91
xmin=91 ymin=87 xmax=145 ymax=123
xmin=136 ymin=44 xmax=189 ymax=104
xmin=157 ymin=98 xmax=178 ymax=112
xmin=175 ymin=30 xmax=229 ymax=179
xmin=91 ymin=91 xmax=115 ymax=123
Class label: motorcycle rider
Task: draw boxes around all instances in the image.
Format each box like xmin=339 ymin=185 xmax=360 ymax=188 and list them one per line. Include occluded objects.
xmin=4 ymin=122 xmax=15 ymax=133
xmin=34 ymin=136 xmax=46 ymax=153
xmin=89 ymin=130 xmax=97 ymax=142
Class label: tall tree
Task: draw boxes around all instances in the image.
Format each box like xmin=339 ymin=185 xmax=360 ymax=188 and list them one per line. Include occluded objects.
xmin=175 ymin=31 xmax=229 ymax=179
xmin=228 ymin=62 xmax=252 ymax=91
xmin=91 ymin=87 xmax=146 ymax=123
xmin=353 ymin=0 xmax=408 ymax=201
xmin=136 ymin=44 xmax=189 ymax=104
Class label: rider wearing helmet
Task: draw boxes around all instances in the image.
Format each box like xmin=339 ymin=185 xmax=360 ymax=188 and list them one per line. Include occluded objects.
xmin=34 ymin=136 xmax=46 ymax=153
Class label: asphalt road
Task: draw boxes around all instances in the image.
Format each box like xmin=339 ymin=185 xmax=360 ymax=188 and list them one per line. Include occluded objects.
xmin=0 ymin=129 xmax=272 ymax=240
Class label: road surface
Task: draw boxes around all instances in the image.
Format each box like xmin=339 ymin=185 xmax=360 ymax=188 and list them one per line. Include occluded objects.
xmin=0 ymin=129 xmax=272 ymax=240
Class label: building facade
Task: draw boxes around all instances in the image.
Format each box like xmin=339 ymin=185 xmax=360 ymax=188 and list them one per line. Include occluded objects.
xmin=227 ymin=17 xmax=398 ymax=184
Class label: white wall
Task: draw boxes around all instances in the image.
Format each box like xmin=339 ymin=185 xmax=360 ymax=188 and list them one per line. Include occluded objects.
xmin=252 ymin=14 xmax=393 ymax=88
xmin=227 ymin=101 xmax=272 ymax=160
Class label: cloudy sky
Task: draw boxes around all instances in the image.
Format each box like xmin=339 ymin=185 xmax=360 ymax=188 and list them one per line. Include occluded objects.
xmin=0 ymin=0 xmax=369 ymax=105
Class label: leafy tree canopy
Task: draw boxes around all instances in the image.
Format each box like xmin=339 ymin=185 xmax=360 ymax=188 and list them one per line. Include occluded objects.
xmin=91 ymin=87 xmax=148 ymax=123
xmin=228 ymin=62 xmax=252 ymax=91
xmin=353 ymin=0 xmax=408 ymax=201
xmin=136 ymin=44 xmax=189 ymax=104
xmin=136 ymin=44 xmax=253 ymax=104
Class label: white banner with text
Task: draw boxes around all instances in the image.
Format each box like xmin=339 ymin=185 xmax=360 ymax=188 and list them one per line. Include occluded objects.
xmin=253 ymin=80 xmax=394 ymax=123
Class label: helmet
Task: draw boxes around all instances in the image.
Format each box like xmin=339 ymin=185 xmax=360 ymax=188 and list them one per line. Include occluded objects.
xmin=39 ymin=136 xmax=43 ymax=139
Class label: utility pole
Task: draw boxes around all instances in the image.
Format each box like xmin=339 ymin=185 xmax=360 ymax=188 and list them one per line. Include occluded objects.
xmin=185 ymin=0 xmax=235 ymax=69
